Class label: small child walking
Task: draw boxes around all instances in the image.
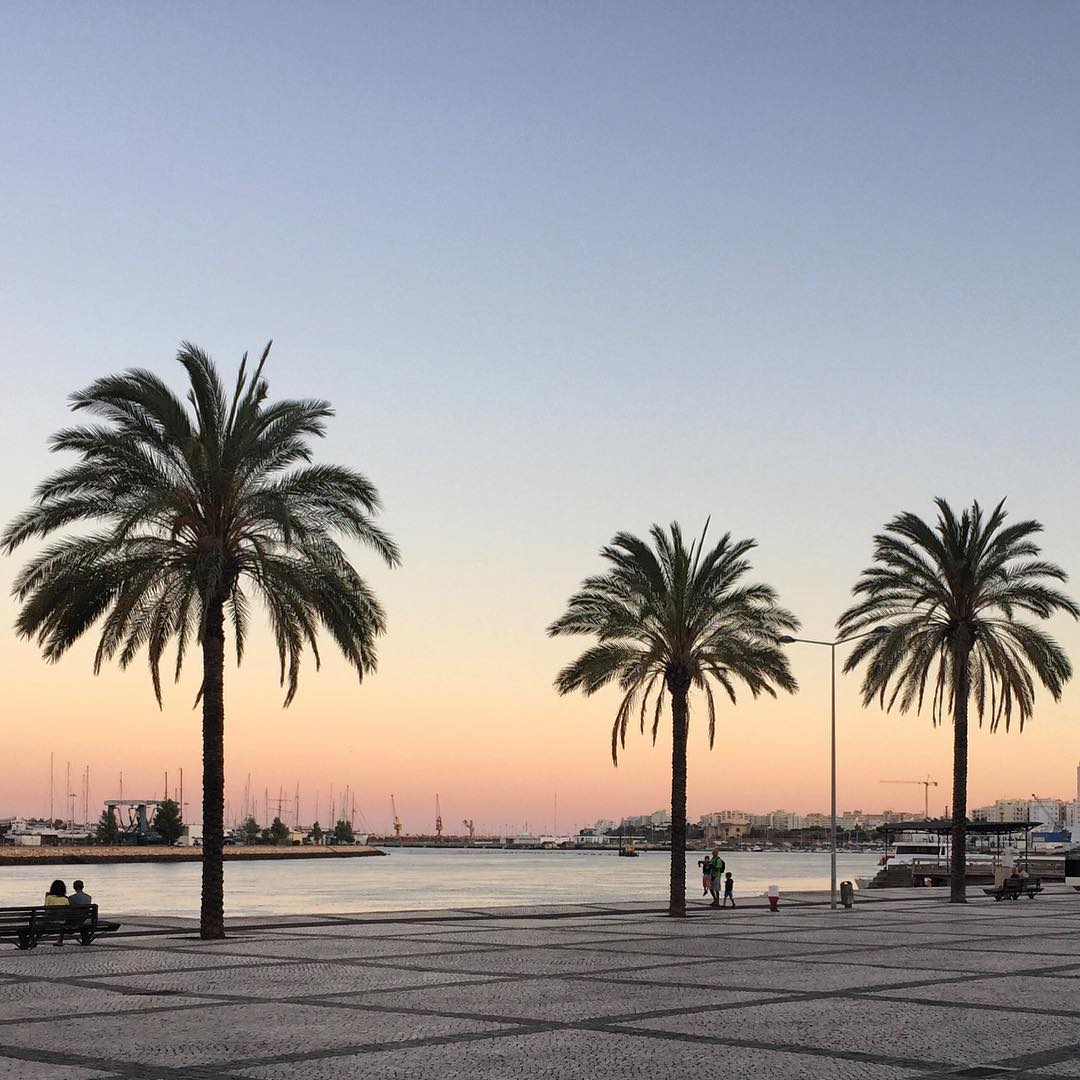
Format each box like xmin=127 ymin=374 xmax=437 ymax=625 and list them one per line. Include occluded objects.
xmin=722 ymin=871 xmax=735 ymax=908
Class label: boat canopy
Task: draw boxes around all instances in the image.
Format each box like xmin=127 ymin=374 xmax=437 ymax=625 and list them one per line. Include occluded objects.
xmin=875 ymin=819 xmax=1040 ymax=837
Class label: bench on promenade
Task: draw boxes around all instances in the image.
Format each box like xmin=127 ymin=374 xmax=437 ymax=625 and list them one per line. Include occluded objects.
xmin=982 ymin=878 xmax=1043 ymax=901
xmin=0 ymin=905 xmax=121 ymax=949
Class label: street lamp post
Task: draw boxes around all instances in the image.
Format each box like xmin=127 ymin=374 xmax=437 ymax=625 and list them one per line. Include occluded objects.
xmin=779 ymin=626 xmax=890 ymax=910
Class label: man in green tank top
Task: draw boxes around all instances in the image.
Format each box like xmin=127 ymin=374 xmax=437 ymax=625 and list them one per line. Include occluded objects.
xmin=708 ymin=847 xmax=726 ymax=908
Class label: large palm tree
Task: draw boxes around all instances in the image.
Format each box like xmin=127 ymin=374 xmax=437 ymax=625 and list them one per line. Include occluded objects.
xmin=837 ymin=498 xmax=1076 ymax=903
xmin=548 ymin=522 xmax=798 ymax=916
xmin=3 ymin=343 xmax=399 ymax=938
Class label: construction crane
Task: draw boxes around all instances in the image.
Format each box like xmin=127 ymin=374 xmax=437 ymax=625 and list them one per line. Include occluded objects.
xmin=881 ymin=775 xmax=939 ymax=818
xmin=435 ymin=794 xmax=443 ymax=839
xmin=390 ymin=794 xmax=402 ymax=837
xmin=462 ymin=818 xmax=475 ymax=840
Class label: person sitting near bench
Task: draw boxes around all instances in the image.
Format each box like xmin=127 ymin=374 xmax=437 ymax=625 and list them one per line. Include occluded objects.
xmin=69 ymin=881 xmax=92 ymax=907
xmin=44 ymin=880 xmax=71 ymax=946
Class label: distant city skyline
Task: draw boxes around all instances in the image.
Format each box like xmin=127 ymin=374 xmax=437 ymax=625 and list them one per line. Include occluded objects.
xmin=4 ymin=6 xmax=1080 ymax=828
xmin=6 ymin=755 xmax=1080 ymax=836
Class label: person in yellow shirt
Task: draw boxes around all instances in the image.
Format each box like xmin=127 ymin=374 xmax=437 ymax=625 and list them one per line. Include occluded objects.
xmin=43 ymin=880 xmax=71 ymax=946
xmin=43 ymin=880 xmax=69 ymax=906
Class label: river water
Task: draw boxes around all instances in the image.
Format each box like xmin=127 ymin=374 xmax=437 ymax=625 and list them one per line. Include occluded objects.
xmin=0 ymin=849 xmax=881 ymax=918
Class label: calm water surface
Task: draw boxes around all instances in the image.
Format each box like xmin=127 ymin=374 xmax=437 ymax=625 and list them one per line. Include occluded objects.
xmin=0 ymin=849 xmax=880 ymax=917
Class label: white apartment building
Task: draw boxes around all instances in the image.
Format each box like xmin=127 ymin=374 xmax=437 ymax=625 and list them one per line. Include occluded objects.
xmin=979 ymin=799 xmax=1030 ymax=824
xmin=1064 ymin=764 xmax=1080 ymax=836
xmin=699 ymin=810 xmax=751 ymax=827
xmin=978 ymin=797 xmax=1065 ymax=828
xmin=1028 ymin=797 xmax=1066 ymax=831
xmin=619 ymin=810 xmax=670 ymax=829
xmin=746 ymin=810 xmax=803 ymax=831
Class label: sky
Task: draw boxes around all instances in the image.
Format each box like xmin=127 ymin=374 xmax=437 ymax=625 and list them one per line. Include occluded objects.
xmin=2 ymin=3 xmax=1080 ymax=833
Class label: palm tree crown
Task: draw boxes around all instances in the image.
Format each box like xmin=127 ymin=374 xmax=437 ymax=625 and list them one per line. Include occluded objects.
xmin=3 ymin=342 xmax=400 ymax=700
xmin=548 ymin=522 xmax=798 ymax=916
xmin=837 ymin=498 xmax=1076 ymax=732
xmin=550 ymin=523 xmax=799 ymax=760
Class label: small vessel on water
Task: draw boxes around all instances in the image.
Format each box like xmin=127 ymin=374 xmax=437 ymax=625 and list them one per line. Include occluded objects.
xmin=618 ymin=841 xmax=640 ymax=857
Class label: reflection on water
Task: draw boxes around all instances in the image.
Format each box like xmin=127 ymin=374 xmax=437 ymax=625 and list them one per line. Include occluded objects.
xmin=0 ymin=849 xmax=881 ymax=918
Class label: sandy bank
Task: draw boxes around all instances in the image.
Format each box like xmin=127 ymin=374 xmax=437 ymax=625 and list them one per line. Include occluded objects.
xmin=0 ymin=845 xmax=385 ymax=866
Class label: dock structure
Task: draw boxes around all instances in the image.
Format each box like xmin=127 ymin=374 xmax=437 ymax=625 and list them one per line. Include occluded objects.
xmin=866 ymin=819 xmax=1067 ymax=888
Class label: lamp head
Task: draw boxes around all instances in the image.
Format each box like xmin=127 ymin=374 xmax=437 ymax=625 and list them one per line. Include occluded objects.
xmin=777 ymin=635 xmax=796 ymax=644
xmin=872 ymin=625 xmax=891 ymax=635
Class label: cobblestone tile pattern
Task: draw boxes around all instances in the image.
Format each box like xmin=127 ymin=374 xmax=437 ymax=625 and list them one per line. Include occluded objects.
xmin=3 ymin=889 xmax=1080 ymax=1078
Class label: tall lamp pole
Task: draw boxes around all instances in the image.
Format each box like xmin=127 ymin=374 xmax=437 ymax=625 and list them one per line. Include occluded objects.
xmin=779 ymin=626 xmax=890 ymax=910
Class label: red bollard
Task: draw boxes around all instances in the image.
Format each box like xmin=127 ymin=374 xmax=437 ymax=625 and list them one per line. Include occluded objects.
xmin=767 ymin=885 xmax=779 ymax=912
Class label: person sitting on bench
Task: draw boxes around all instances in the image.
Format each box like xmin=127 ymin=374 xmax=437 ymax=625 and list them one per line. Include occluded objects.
xmin=43 ymin=880 xmax=71 ymax=946
xmin=44 ymin=880 xmax=69 ymax=907
xmin=69 ymin=881 xmax=92 ymax=907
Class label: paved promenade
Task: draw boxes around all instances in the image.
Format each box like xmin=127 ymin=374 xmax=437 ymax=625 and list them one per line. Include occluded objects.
xmin=2 ymin=887 xmax=1080 ymax=1079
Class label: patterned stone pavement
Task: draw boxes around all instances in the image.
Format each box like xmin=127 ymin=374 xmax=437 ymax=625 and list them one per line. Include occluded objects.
xmin=2 ymin=887 xmax=1080 ymax=1079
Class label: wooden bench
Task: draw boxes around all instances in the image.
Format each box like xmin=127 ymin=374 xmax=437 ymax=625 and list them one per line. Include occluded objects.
xmin=982 ymin=877 xmax=1043 ymax=901
xmin=0 ymin=904 xmax=121 ymax=949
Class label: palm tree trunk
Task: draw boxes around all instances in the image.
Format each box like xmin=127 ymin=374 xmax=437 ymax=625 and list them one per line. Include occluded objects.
xmin=949 ymin=638 xmax=972 ymax=904
xmin=668 ymin=675 xmax=690 ymax=917
xmin=200 ymin=596 xmax=227 ymax=939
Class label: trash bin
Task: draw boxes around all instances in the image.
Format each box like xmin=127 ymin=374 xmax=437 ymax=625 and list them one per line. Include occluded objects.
xmin=840 ymin=880 xmax=854 ymax=908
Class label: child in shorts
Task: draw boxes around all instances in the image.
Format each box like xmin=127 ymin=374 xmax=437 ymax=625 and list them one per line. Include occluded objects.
xmin=723 ymin=871 xmax=735 ymax=908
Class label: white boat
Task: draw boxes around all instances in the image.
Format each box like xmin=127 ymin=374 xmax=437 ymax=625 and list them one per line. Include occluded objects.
xmin=881 ymin=832 xmax=949 ymax=867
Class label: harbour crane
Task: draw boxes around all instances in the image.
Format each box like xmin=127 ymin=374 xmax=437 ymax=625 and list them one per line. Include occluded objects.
xmin=880 ymin=776 xmax=939 ymax=819
xmin=435 ymin=794 xmax=443 ymax=839
xmin=390 ymin=794 xmax=402 ymax=837
xmin=462 ymin=818 xmax=475 ymax=840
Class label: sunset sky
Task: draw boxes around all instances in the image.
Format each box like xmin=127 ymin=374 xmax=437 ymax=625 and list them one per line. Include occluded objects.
xmin=3 ymin=5 xmax=1080 ymax=832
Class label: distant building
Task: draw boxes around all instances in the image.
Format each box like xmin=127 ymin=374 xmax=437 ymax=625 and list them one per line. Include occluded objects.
xmin=979 ymin=797 xmax=1064 ymax=827
xmin=703 ymin=820 xmax=749 ymax=844
xmin=766 ymin=810 xmax=803 ymax=831
xmin=699 ymin=810 xmax=751 ymax=827
xmin=1067 ymin=764 xmax=1080 ymax=836
xmin=1028 ymin=797 xmax=1065 ymax=831
xmin=619 ymin=810 xmax=670 ymax=830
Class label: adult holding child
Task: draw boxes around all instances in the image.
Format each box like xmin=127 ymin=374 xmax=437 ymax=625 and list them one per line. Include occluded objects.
xmin=707 ymin=846 xmax=725 ymax=908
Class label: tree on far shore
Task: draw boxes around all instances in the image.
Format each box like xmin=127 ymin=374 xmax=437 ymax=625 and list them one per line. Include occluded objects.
xmin=153 ymin=799 xmax=184 ymax=845
xmin=310 ymin=821 xmax=324 ymax=844
xmin=240 ymin=816 xmax=260 ymax=844
xmin=333 ymin=819 xmax=355 ymax=843
xmin=269 ymin=817 xmax=291 ymax=843
xmin=548 ymin=522 xmax=799 ymax=917
xmin=838 ymin=498 xmax=1077 ymax=903
xmin=2 ymin=343 xmax=398 ymax=938
xmin=95 ymin=809 xmax=120 ymax=845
